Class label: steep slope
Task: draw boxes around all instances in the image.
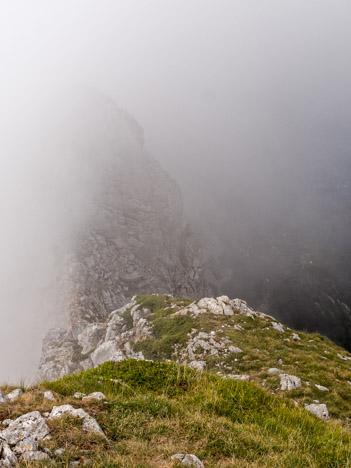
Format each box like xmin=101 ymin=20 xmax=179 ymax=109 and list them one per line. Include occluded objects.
xmin=39 ymin=92 xmax=209 ymax=379
xmin=40 ymin=294 xmax=351 ymax=428
xmin=0 ymin=360 xmax=351 ymax=467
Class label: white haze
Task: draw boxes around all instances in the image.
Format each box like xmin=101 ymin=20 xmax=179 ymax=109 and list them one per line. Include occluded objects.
xmin=0 ymin=0 xmax=351 ymax=381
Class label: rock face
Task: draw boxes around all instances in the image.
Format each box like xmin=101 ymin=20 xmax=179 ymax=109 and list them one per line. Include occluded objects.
xmin=39 ymin=92 xmax=209 ymax=380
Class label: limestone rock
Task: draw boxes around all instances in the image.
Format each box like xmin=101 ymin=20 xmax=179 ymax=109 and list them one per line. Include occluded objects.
xmin=13 ymin=438 xmax=38 ymax=454
xmin=279 ymin=374 xmax=302 ymax=391
xmin=49 ymin=405 xmax=105 ymax=436
xmin=229 ymin=374 xmax=250 ymax=381
xmin=6 ymin=390 xmax=23 ymax=402
xmin=82 ymin=392 xmax=106 ymax=401
xmin=39 ymin=95 xmax=209 ymax=380
xmin=21 ymin=451 xmax=49 ymax=461
xmin=43 ymin=391 xmax=55 ymax=401
xmin=0 ymin=411 xmax=49 ymax=445
xmin=315 ymin=384 xmax=329 ymax=392
xmin=272 ymin=322 xmax=285 ymax=333
xmin=0 ymin=443 xmax=18 ymax=466
xmin=0 ymin=392 xmax=7 ymax=405
xmin=188 ymin=361 xmax=206 ymax=371
xmin=291 ymin=333 xmax=301 ymax=341
xmin=305 ymin=403 xmax=329 ymax=419
xmin=228 ymin=346 xmax=243 ymax=354
xmin=268 ymin=368 xmax=280 ymax=375
xmin=171 ymin=453 xmax=204 ymax=467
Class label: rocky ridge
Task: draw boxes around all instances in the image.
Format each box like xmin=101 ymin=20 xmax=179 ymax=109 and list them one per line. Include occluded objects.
xmin=40 ymin=294 xmax=351 ymax=425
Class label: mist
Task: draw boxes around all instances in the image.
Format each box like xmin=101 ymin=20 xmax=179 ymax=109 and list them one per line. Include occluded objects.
xmin=1 ymin=0 xmax=351 ymax=381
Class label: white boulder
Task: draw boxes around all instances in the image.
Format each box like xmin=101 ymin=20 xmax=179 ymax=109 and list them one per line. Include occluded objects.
xmin=305 ymin=403 xmax=329 ymax=419
xmin=279 ymin=374 xmax=302 ymax=391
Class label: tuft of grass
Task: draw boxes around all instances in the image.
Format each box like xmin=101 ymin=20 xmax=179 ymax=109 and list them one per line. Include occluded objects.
xmin=133 ymin=295 xmax=196 ymax=360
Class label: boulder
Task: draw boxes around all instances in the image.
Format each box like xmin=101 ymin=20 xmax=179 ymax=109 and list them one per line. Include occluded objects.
xmin=0 ymin=411 xmax=49 ymax=445
xmin=279 ymin=374 xmax=302 ymax=391
xmin=305 ymin=403 xmax=329 ymax=419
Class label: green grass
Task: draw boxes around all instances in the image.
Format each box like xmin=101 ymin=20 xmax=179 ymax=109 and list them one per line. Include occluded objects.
xmin=40 ymin=360 xmax=351 ymax=467
xmin=3 ymin=294 xmax=351 ymax=466
xmin=123 ymin=296 xmax=351 ymax=427
xmin=133 ymin=295 xmax=196 ymax=360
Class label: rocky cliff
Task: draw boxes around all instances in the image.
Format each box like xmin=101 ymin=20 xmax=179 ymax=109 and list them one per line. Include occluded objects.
xmin=39 ymin=92 xmax=209 ymax=379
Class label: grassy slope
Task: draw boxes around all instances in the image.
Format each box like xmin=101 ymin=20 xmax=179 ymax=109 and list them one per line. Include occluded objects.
xmin=1 ymin=295 xmax=351 ymax=466
xmin=2 ymin=360 xmax=347 ymax=467
xmin=132 ymin=295 xmax=351 ymax=427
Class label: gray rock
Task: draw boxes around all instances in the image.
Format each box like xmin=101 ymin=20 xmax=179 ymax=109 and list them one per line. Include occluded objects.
xmin=271 ymin=322 xmax=284 ymax=333
xmin=229 ymin=374 xmax=250 ymax=381
xmin=188 ymin=361 xmax=206 ymax=371
xmin=279 ymin=374 xmax=302 ymax=391
xmin=13 ymin=438 xmax=38 ymax=454
xmin=6 ymin=389 xmax=23 ymax=402
xmin=0 ymin=443 xmax=18 ymax=466
xmin=171 ymin=453 xmax=204 ymax=467
xmin=54 ymin=448 xmax=65 ymax=456
xmin=228 ymin=346 xmax=243 ymax=354
xmin=21 ymin=451 xmax=49 ymax=461
xmin=49 ymin=405 xmax=105 ymax=436
xmin=315 ymin=384 xmax=329 ymax=392
xmin=337 ymin=353 xmax=351 ymax=361
xmin=0 ymin=411 xmax=49 ymax=445
xmin=43 ymin=391 xmax=55 ymax=401
xmin=38 ymin=98 xmax=210 ymax=380
xmin=305 ymin=403 xmax=329 ymax=419
xmin=73 ymin=392 xmax=86 ymax=399
xmin=268 ymin=368 xmax=280 ymax=375
xmin=82 ymin=392 xmax=106 ymax=401
xmin=0 ymin=391 xmax=8 ymax=405
xmin=0 ymin=421 xmax=12 ymax=428
xmin=291 ymin=333 xmax=301 ymax=341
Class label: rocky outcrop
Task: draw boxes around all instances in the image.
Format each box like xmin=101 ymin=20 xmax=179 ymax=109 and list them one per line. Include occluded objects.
xmin=39 ymin=294 xmax=279 ymax=379
xmin=39 ymin=92 xmax=209 ymax=379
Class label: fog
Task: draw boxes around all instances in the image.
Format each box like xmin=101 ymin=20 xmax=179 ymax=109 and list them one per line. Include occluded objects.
xmin=1 ymin=0 xmax=351 ymax=381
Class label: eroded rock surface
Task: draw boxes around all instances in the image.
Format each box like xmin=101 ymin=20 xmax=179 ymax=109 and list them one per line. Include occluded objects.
xmin=39 ymin=95 xmax=209 ymax=380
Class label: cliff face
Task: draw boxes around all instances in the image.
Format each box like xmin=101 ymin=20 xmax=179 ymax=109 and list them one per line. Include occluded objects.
xmin=39 ymin=92 xmax=209 ymax=379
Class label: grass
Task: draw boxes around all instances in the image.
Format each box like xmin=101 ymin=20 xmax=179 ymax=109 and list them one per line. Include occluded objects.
xmin=2 ymin=294 xmax=351 ymax=466
xmin=133 ymin=295 xmax=195 ymax=360
xmin=1 ymin=359 xmax=348 ymax=467
xmin=121 ymin=296 xmax=351 ymax=427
